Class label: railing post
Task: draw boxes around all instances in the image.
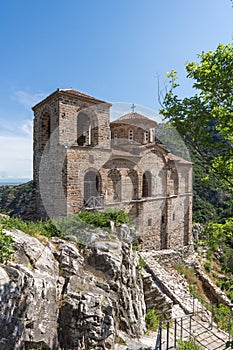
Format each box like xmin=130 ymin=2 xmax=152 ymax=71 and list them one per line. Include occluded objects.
xmin=211 ymin=303 xmax=214 ymax=329
xmin=174 ymin=318 xmax=177 ymax=349
xmin=159 ymin=322 xmax=162 ymax=350
xmin=155 ymin=322 xmax=163 ymax=350
xmin=180 ymin=317 xmax=183 ymax=340
xmin=228 ymin=315 xmax=231 ymax=342
xmin=189 ymin=315 xmax=192 ymax=337
xmin=166 ymin=322 xmax=169 ymax=349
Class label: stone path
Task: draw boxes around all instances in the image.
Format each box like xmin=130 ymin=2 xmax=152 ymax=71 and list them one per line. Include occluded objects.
xmin=140 ymin=251 xmax=230 ymax=349
xmin=140 ymin=251 xmax=203 ymax=315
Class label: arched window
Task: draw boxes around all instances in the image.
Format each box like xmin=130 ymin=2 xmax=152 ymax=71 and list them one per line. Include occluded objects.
xmin=142 ymin=171 xmax=152 ymax=197
xmin=128 ymin=129 xmax=134 ymax=141
xmin=169 ymin=167 xmax=179 ymax=195
xmin=127 ymin=169 xmax=139 ymax=199
xmin=84 ymin=170 xmax=101 ymax=204
xmin=77 ymin=112 xmax=90 ymax=146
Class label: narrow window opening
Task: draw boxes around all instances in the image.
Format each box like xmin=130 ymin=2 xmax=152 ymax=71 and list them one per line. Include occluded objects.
xmin=88 ymin=124 xmax=92 ymax=145
xmin=142 ymin=171 xmax=152 ymax=197
xmin=114 ymin=131 xmax=118 ymax=145
xmin=128 ymin=129 xmax=134 ymax=141
xmin=148 ymin=218 xmax=152 ymax=226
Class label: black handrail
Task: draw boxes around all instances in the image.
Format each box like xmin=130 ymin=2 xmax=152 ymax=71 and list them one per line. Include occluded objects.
xmin=155 ymin=321 xmax=163 ymax=350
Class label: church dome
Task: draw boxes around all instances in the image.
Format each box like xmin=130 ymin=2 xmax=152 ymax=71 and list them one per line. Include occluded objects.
xmin=111 ymin=111 xmax=157 ymax=129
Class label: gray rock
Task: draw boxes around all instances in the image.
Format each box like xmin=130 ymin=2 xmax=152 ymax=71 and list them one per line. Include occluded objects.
xmin=0 ymin=226 xmax=146 ymax=349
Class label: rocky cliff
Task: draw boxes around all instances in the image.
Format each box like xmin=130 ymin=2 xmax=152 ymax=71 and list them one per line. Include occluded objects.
xmin=0 ymin=226 xmax=146 ymax=350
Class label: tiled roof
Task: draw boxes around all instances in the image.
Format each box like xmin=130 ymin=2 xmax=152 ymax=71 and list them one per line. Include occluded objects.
xmin=111 ymin=112 xmax=157 ymax=128
xmin=57 ymin=89 xmax=106 ymax=103
xmin=167 ymin=153 xmax=193 ymax=165
xmin=32 ymin=88 xmax=107 ymax=109
xmin=112 ymin=148 xmax=140 ymax=157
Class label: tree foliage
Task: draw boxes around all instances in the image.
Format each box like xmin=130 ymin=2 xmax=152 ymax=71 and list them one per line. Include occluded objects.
xmin=160 ymin=41 xmax=233 ymax=191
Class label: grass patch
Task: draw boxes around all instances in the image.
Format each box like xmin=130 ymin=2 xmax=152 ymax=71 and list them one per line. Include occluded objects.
xmin=0 ymin=228 xmax=14 ymax=263
xmin=0 ymin=216 xmax=63 ymax=239
xmin=177 ymin=338 xmax=204 ymax=350
xmin=145 ymin=309 xmax=162 ymax=332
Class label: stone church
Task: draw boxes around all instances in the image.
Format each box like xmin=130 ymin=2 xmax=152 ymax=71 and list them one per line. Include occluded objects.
xmin=33 ymin=89 xmax=192 ymax=250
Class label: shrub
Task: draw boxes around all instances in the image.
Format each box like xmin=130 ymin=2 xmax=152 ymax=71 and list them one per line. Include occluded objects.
xmin=227 ymin=289 xmax=233 ymax=302
xmin=77 ymin=209 xmax=130 ymax=228
xmin=138 ymin=256 xmax=146 ymax=270
xmin=177 ymin=338 xmax=204 ymax=349
xmin=204 ymin=262 xmax=211 ymax=272
xmin=145 ymin=309 xmax=160 ymax=331
xmin=0 ymin=228 xmax=13 ymax=263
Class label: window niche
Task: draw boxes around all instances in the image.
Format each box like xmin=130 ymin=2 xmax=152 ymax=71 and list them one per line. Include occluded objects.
xmin=142 ymin=171 xmax=152 ymax=197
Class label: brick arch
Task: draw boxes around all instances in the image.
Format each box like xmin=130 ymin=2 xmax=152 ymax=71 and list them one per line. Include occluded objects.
xmin=107 ymin=168 xmax=121 ymax=202
xmin=77 ymin=111 xmax=98 ymax=146
xmin=126 ymin=169 xmax=139 ymax=200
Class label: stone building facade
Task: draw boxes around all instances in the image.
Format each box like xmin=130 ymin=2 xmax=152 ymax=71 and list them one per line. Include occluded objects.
xmin=33 ymin=89 xmax=192 ymax=250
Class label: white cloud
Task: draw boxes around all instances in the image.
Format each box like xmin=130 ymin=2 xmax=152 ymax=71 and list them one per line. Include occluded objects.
xmin=21 ymin=119 xmax=33 ymax=136
xmin=0 ymin=135 xmax=33 ymax=179
xmin=14 ymin=90 xmax=47 ymax=109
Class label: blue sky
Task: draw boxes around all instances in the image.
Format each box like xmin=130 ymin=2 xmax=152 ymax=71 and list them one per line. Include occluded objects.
xmin=0 ymin=0 xmax=233 ymax=180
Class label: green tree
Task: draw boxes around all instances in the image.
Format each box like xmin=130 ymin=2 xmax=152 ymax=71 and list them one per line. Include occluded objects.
xmin=160 ymin=41 xmax=233 ymax=191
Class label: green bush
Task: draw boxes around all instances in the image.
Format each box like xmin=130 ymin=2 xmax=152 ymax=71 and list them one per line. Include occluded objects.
xmin=177 ymin=338 xmax=204 ymax=350
xmin=204 ymin=262 xmax=211 ymax=272
xmin=227 ymin=289 xmax=233 ymax=302
xmin=145 ymin=309 xmax=160 ymax=331
xmin=77 ymin=209 xmax=130 ymax=228
xmin=0 ymin=228 xmax=13 ymax=263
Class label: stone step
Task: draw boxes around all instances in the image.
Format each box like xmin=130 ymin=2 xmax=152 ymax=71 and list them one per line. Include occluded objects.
xmin=140 ymin=251 xmax=230 ymax=349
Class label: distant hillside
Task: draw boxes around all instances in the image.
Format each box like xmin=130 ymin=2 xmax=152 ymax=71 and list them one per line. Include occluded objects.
xmin=0 ymin=181 xmax=36 ymax=219
xmin=0 ymin=178 xmax=31 ymax=186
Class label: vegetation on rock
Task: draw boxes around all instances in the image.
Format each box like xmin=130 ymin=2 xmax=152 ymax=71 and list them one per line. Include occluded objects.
xmin=0 ymin=228 xmax=13 ymax=263
xmin=145 ymin=309 xmax=161 ymax=332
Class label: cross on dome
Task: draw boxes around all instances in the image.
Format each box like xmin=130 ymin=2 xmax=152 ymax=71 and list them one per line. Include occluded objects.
xmin=131 ymin=103 xmax=136 ymax=113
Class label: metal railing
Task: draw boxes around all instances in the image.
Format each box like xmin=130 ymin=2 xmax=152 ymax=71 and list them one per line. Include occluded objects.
xmin=155 ymin=297 xmax=233 ymax=350
xmin=155 ymin=314 xmax=201 ymax=350
xmin=84 ymin=196 xmax=104 ymax=209
xmin=155 ymin=314 xmax=227 ymax=350
xmin=193 ymin=294 xmax=233 ymax=340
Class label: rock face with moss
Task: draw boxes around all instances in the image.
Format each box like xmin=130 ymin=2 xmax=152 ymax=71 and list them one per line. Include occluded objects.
xmin=0 ymin=227 xmax=146 ymax=349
